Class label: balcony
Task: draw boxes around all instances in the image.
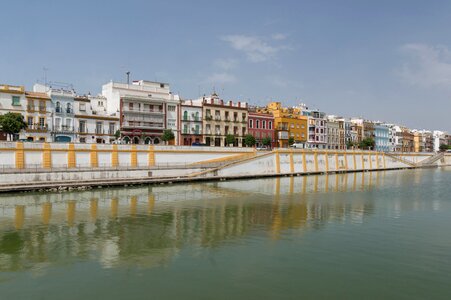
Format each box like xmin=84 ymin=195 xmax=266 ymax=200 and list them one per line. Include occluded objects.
xmin=122 ymin=121 xmax=164 ymax=130
xmin=52 ymin=125 xmax=74 ymax=133
xmin=123 ymin=107 xmax=164 ymax=114
xmin=26 ymin=124 xmax=48 ymax=132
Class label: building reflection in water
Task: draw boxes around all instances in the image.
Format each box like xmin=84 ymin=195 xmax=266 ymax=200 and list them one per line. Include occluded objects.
xmin=0 ymin=170 xmax=437 ymax=272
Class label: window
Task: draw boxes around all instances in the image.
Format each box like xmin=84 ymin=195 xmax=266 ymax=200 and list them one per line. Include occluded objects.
xmin=256 ymin=120 xmax=260 ymax=129
xmin=27 ymin=117 xmax=33 ymax=127
xmin=39 ymin=117 xmax=45 ymax=128
xmin=183 ymin=124 xmax=188 ymax=134
xmin=109 ymin=123 xmax=115 ymax=135
xmin=96 ymin=122 xmax=103 ymax=134
xmin=262 ymin=121 xmax=266 ymax=129
xmin=12 ymin=96 xmax=20 ymax=106
xmin=249 ymin=119 xmax=253 ymax=128
xmin=55 ymin=118 xmax=61 ymax=130
xmin=39 ymin=101 xmax=46 ymax=111
xmin=80 ymin=137 xmax=86 ymax=143
xmin=66 ymin=103 xmax=72 ymax=113
xmin=168 ymin=105 xmax=176 ymax=112
xmin=269 ymin=121 xmax=272 ymax=129
xmin=183 ymin=111 xmax=188 ymax=120
xmin=80 ymin=103 xmax=86 ymax=111
xmin=79 ymin=120 xmax=86 ymax=133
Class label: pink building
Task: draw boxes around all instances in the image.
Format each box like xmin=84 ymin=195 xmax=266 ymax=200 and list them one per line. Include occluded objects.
xmin=248 ymin=111 xmax=275 ymax=148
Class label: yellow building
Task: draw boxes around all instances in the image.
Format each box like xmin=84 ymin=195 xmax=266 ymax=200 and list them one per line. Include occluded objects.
xmin=261 ymin=102 xmax=308 ymax=148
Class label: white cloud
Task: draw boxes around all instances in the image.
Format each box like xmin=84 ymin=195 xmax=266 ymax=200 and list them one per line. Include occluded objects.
xmin=221 ymin=34 xmax=287 ymax=62
xmin=397 ymin=43 xmax=451 ymax=88
xmin=214 ymin=58 xmax=237 ymax=70
xmin=205 ymin=72 xmax=236 ymax=84
xmin=271 ymin=33 xmax=288 ymax=41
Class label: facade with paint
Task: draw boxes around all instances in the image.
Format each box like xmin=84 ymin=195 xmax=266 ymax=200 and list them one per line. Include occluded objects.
xmin=102 ymin=80 xmax=180 ymax=145
xmin=262 ymin=102 xmax=308 ymax=148
xmin=192 ymin=93 xmax=248 ymax=147
xmin=74 ymin=95 xmax=119 ymax=144
xmin=248 ymin=108 xmax=275 ymax=148
xmin=374 ymin=123 xmax=390 ymax=152
xmin=0 ymin=84 xmax=26 ymax=141
xmin=179 ymin=100 xmax=203 ymax=146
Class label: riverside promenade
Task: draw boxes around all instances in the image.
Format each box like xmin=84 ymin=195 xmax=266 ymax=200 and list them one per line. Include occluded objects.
xmin=0 ymin=142 xmax=449 ymax=192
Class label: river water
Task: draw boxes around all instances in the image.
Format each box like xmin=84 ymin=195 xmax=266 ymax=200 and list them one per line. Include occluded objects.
xmin=0 ymin=168 xmax=450 ymax=299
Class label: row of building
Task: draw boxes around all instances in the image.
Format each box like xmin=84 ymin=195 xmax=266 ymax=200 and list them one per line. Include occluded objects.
xmin=1 ymin=80 xmax=450 ymax=152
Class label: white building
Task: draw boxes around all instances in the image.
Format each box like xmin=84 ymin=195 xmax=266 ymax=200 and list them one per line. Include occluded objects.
xmin=34 ymin=83 xmax=76 ymax=142
xmin=102 ymin=80 xmax=180 ymax=145
xmin=433 ymin=130 xmax=447 ymax=152
xmin=0 ymin=84 xmax=27 ymax=141
xmin=74 ymin=95 xmax=119 ymax=144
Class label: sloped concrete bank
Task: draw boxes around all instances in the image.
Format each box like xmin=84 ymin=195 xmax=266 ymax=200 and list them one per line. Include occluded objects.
xmin=0 ymin=166 xmax=418 ymax=193
xmin=1 ymin=148 xmax=449 ymax=193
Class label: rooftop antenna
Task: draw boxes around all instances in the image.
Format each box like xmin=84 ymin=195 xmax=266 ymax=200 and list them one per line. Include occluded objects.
xmin=43 ymin=67 xmax=49 ymax=91
xmin=126 ymin=71 xmax=130 ymax=84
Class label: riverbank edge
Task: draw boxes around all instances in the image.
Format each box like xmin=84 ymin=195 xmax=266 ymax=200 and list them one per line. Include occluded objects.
xmin=2 ymin=165 xmax=441 ymax=194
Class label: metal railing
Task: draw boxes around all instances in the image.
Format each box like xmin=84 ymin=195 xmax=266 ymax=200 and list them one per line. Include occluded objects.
xmin=0 ymin=161 xmax=231 ymax=174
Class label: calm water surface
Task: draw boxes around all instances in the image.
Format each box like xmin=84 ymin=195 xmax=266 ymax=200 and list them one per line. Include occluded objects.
xmin=0 ymin=168 xmax=451 ymax=299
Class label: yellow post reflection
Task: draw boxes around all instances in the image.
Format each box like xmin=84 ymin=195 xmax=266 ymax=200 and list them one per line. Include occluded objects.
xmin=67 ymin=201 xmax=76 ymax=227
xmin=148 ymin=194 xmax=155 ymax=215
xmin=14 ymin=205 xmax=25 ymax=230
xmin=42 ymin=202 xmax=52 ymax=225
xmin=111 ymin=198 xmax=119 ymax=218
xmin=130 ymin=196 xmax=138 ymax=216
xmin=90 ymin=198 xmax=98 ymax=221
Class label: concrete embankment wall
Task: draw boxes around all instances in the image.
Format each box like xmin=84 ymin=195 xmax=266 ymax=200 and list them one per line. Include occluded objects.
xmin=0 ymin=142 xmax=255 ymax=169
xmin=1 ymin=141 xmax=450 ymax=192
xmin=203 ymin=150 xmax=420 ymax=178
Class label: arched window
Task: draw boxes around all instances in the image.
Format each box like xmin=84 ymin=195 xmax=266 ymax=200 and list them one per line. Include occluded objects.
xmin=56 ymin=101 xmax=61 ymax=112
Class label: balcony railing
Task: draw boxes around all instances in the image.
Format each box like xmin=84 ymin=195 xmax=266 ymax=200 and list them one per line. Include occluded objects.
xmin=53 ymin=125 xmax=74 ymax=132
xmin=123 ymin=107 xmax=164 ymax=114
xmin=122 ymin=122 xmax=164 ymax=129
xmin=26 ymin=124 xmax=48 ymax=131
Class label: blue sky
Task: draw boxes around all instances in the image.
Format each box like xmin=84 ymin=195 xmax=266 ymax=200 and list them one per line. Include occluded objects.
xmin=1 ymin=0 xmax=451 ymax=131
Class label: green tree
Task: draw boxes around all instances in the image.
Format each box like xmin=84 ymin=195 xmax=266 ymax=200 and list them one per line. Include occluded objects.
xmin=262 ymin=137 xmax=272 ymax=147
xmin=346 ymin=140 xmax=357 ymax=149
xmin=359 ymin=137 xmax=375 ymax=150
xmin=0 ymin=113 xmax=26 ymax=140
xmin=439 ymin=144 xmax=450 ymax=151
xmin=225 ymin=134 xmax=236 ymax=146
xmin=161 ymin=129 xmax=175 ymax=144
xmin=288 ymin=137 xmax=295 ymax=146
xmin=244 ymin=134 xmax=256 ymax=147
xmin=114 ymin=130 xmax=121 ymax=139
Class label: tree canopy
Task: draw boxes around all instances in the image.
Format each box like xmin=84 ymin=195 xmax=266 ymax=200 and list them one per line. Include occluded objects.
xmin=359 ymin=137 xmax=375 ymax=150
xmin=0 ymin=113 xmax=26 ymax=136
xmin=262 ymin=137 xmax=272 ymax=146
xmin=225 ymin=134 xmax=236 ymax=146
xmin=161 ymin=129 xmax=175 ymax=142
xmin=244 ymin=134 xmax=256 ymax=147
